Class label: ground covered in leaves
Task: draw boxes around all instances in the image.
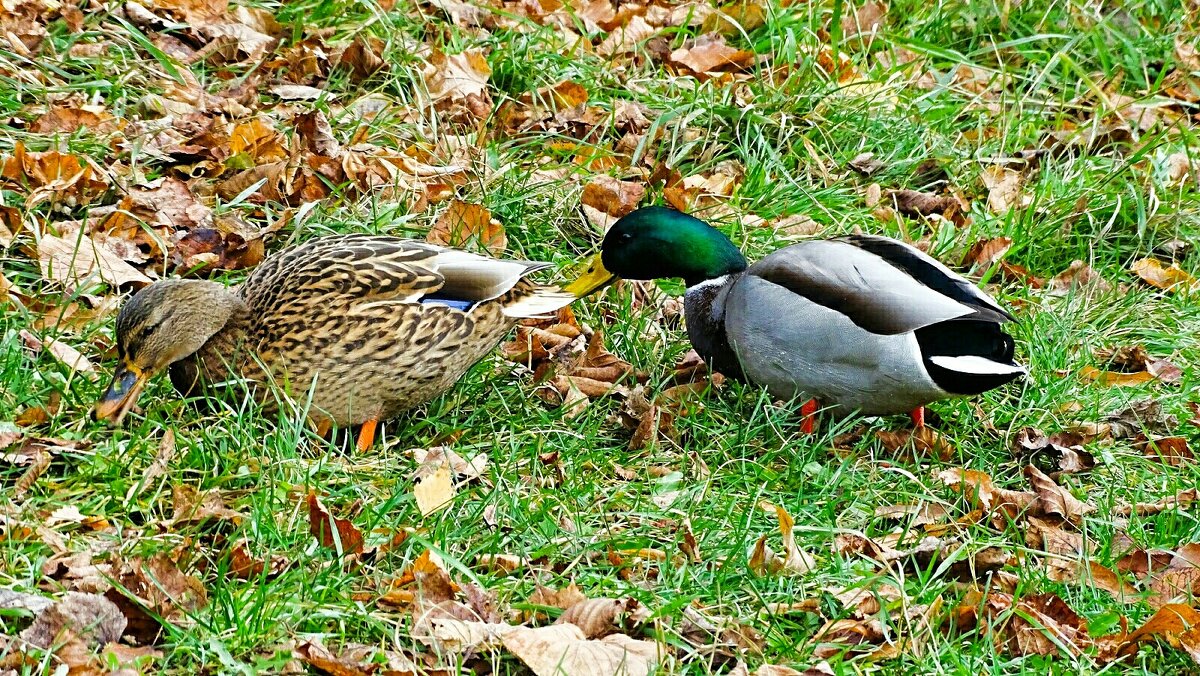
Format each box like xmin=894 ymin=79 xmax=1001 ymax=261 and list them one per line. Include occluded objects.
xmin=2 ymin=0 xmax=1200 ymax=673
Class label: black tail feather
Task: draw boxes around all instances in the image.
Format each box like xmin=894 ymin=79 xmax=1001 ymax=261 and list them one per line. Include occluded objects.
xmin=915 ymin=319 xmax=1022 ymax=395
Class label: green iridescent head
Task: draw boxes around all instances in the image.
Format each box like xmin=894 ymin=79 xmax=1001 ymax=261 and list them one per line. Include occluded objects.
xmin=565 ymin=206 xmax=749 ymax=295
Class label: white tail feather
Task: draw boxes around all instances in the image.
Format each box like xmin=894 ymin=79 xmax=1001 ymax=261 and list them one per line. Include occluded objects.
xmin=929 ymin=355 xmax=1026 ymax=376
xmin=500 ymin=288 xmax=575 ymax=318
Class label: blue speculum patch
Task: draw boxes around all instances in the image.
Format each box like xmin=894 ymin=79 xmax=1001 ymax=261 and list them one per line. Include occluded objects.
xmin=420 ymin=297 xmax=475 ymax=311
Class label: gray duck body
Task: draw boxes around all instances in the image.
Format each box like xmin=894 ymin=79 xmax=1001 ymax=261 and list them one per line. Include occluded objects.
xmin=684 ymin=235 xmax=1024 ymax=416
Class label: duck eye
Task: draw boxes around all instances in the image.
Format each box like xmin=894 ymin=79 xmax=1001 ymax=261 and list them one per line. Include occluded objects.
xmin=619 ymin=232 xmax=633 ymax=243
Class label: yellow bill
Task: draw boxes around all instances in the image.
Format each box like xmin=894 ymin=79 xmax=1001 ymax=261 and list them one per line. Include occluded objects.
xmin=94 ymin=358 xmax=149 ymax=424
xmin=563 ymin=254 xmax=616 ymax=298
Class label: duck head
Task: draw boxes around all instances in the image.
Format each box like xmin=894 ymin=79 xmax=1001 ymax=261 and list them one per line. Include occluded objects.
xmin=565 ymin=206 xmax=749 ymax=296
xmin=95 ymin=279 xmax=242 ymax=424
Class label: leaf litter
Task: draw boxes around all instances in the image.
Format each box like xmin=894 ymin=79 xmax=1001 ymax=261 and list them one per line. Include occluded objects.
xmin=2 ymin=0 xmax=1200 ymax=671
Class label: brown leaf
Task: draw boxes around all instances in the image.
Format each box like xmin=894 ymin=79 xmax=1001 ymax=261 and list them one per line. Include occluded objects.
xmin=427 ymin=200 xmax=507 ymax=255
xmin=227 ymin=538 xmax=286 ymax=580
xmin=380 ymin=549 xmax=460 ymax=612
xmin=1101 ymin=603 xmax=1200 ymax=663
xmin=936 ymin=468 xmax=1037 ymax=521
xmin=840 ymin=0 xmax=887 ymax=43
xmin=980 ymin=165 xmax=1027 ymax=213
xmin=701 ymin=0 xmax=766 ymax=36
xmin=1024 ymin=465 xmax=1094 ymax=524
xmin=1047 ymin=260 xmax=1113 ymax=296
xmin=1012 ymin=427 xmax=1095 ymax=477
xmin=413 ymin=450 xmax=456 ymax=517
xmin=1114 ymin=488 xmax=1198 ymax=517
xmin=1094 ymin=344 xmax=1153 ymax=370
xmin=526 ymin=583 xmax=589 ymax=621
xmin=581 ymin=175 xmax=645 ymax=218
xmin=749 ymin=505 xmax=817 ymax=576
xmin=1079 ymin=366 xmax=1156 ymax=387
xmin=1116 ymin=546 xmax=1175 ymax=577
xmin=18 ymin=329 xmax=96 ymax=378
xmin=951 ymin=591 xmax=1091 ymax=656
xmin=19 ymin=592 xmax=126 ymax=649
xmin=557 ymin=597 xmax=648 ymax=638
xmin=306 ymin=491 xmax=364 ymax=555
xmin=37 ymin=233 xmax=153 ymax=291
xmin=961 ymin=236 xmax=1013 ymax=272
xmin=106 ymin=553 xmax=208 ymax=644
xmin=1146 ymin=547 xmax=1200 ymax=608
xmin=812 ymin=617 xmax=886 ymax=656
xmin=31 ymin=106 xmax=120 ymax=135
xmin=596 ymin=15 xmax=657 ymax=57
xmin=1 ymin=143 xmax=108 ymax=205
xmin=1137 ymin=436 xmax=1194 ymax=466
xmin=668 ymin=33 xmax=755 ymax=77
xmin=169 ymin=485 xmax=244 ymax=528
xmin=294 ymin=638 xmax=423 ymax=676
xmin=1091 ymin=345 xmax=1183 ymax=385
xmin=421 ymin=49 xmax=492 ymax=120
xmin=500 ymin=624 xmax=660 ymax=676
xmin=679 ymin=604 xmax=765 ymax=664
xmin=875 ymin=426 xmax=954 ymax=461
xmin=1131 ymin=257 xmax=1199 ymax=292
xmin=1147 ymin=358 xmax=1184 ymax=384
xmin=228 ymin=117 xmax=288 ymax=164
xmin=887 ymin=189 xmax=954 ymax=217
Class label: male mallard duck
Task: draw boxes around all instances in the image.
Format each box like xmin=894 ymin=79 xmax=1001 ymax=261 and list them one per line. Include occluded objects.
xmin=564 ymin=206 xmax=1024 ymax=430
xmin=95 ymin=234 xmax=574 ymax=449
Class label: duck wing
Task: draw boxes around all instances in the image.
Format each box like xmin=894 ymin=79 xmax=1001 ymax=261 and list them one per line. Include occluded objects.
xmin=746 ymin=236 xmax=1010 ymax=336
xmin=240 ymin=235 xmax=567 ymax=315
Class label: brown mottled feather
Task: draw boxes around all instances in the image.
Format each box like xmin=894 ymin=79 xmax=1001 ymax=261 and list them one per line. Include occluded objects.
xmin=147 ymin=234 xmax=571 ymax=427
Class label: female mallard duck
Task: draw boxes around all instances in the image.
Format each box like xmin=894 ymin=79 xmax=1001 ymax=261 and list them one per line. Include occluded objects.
xmin=95 ymin=234 xmax=574 ymax=449
xmin=565 ymin=206 xmax=1024 ymax=431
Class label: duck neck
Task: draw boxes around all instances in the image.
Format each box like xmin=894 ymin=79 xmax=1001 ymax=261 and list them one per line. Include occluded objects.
xmin=683 ymin=273 xmax=745 ymax=380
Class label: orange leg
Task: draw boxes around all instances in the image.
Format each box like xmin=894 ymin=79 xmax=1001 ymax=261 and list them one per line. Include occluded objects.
xmin=800 ymin=398 xmax=819 ymax=435
xmin=356 ymin=418 xmax=378 ymax=452
xmin=315 ymin=418 xmax=332 ymax=439
xmin=910 ymin=406 xmax=926 ymax=429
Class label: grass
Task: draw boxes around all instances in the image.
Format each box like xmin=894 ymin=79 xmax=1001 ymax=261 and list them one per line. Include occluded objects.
xmin=2 ymin=0 xmax=1200 ymax=672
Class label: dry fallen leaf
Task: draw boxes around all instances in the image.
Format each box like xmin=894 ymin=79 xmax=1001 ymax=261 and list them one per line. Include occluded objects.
xmin=1137 ymin=436 xmax=1194 ymax=466
xmin=1047 ymin=260 xmax=1113 ymax=297
xmin=18 ymin=591 xmax=126 ymax=649
xmin=413 ymin=450 xmax=456 ymax=517
xmin=501 ymin=624 xmax=660 ymax=676
xmin=294 ymin=638 xmax=423 ymax=676
xmin=749 ymin=505 xmax=817 ymax=576
xmin=38 ymin=233 xmax=153 ymax=291
xmin=581 ymin=175 xmax=645 ymax=220
xmin=1078 ymin=366 xmax=1156 ymax=387
xmin=1113 ymin=487 xmax=1198 ymax=517
xmin=951 ymin=590 xmax=1091 ymax=657
xmin=1130 ymin=257 xmax=1199 ymax=292
xmin=557 ymin=597 xmax=649 ymax=639
xmin=306 ymin=491 xmax=364 ymax=555
xmin=1024 ymin=464 xmax=1094 ymax=524
xmin=107 ymin=553 xmax=208 ymax=644
xmin=18 ymin=329 xmax=96 ymax=378
xmin=1099 ymin=603 xmax=1200 ymax=664
xmin=421 ymin=49 xmax=493 ymax=120
xmin=875 ymin=426 xmax=954 ymax=461
xmin=427 ymin=199 xmax=507 ymax=255
xmin=980 ymin=165 xmax=1028 ymax=213
xmin=668 ymin=33 xmax=756 ymax=78
xmin=1012 ymin=427 xmax=1095 ymax=477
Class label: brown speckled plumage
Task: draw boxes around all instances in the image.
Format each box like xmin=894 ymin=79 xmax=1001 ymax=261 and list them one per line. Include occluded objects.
xmin=99 ymin=234 xmax=574 ymax=429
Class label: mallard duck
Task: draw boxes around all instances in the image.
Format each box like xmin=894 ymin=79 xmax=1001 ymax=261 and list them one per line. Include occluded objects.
xmin=564 ymin=206 xmax=1024 ymax=430
xmin=95 ymin=234 xmax=574 ymax=449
